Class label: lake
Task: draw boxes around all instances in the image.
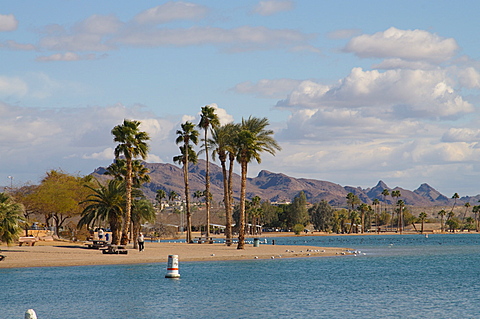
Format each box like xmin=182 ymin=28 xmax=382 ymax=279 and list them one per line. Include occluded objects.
xmin=2 ymin=234 xmax=480 ymax=318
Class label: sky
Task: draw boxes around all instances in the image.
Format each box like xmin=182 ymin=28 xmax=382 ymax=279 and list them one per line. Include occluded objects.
xmin=2 ymin=0 xmax=480 ymax=197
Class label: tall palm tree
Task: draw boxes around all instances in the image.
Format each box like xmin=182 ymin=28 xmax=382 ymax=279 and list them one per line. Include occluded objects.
xmin=198 ymin=105 xmax=220 ymax=238
xmin=450 ymin=192 xmax=460 ymax=215
xmin=473 ymin=205 xmax=480 ymax=232
xmin=209 ymin=123 xmax=239 ymax=246
xmin=235 ymin=116 xmax=281 ymax=249
xmin=175 ymin=121 xmax=199 ymax=243
xmin=391 ymin=190 xmax=401 ymax=231
xmin=418 ymin=212 xmax=427 ymax=234
xmin=438 ymin=209 xmax=447 ymax=232
xmin=381 ymin=189 xmax=390 ymax=230
xmin=169 ymin=145 xmax=197 ymax=243
xmin=358 ymin=203 xmax=369 ymax=233
xmin=462 ymin=202 xmax=471 ymax=223
xmin=348 ymin=210 xmax=359 ymax=233
xmin=396 ymin=199 xmax=405 ymax=233
xmin=346 ymin=192 xmax=360 ymax=212
xmin=372 ymin=198 xmax=380 ymax=232
xmin=78 ymin=179 xmax=126 ymax=245
xmin=0 ymin=192 xmax=24 ymax=245
xmin=112 ymin=119 xmax=150 ymax=245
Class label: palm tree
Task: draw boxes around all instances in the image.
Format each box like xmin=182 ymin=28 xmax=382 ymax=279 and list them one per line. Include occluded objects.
xmin=105 ymin=159 xmax=151 ymax=187
xmin=175 ymin=121 xmax=199 ymax=243
xmin=209 ymin=123 xmax=239 ymax=246
xmin=193 ymin=190 xmax=204 ymax=203
xmin=438 ymin=209 xmax=447 ymax=232
xmin=348 ymin=210 xmax=359 ymax=233
xmin=175 ymin=139 xmax=198 ymax=238
xmin=0 ymin=192 xmax=24 ymax=245
xmin=198 ymin=105 xmax=220 ymax=238
xmin=381 ymin=189 xmax=390 ymax=230
xmin=462 ymin=202 xmax=470 ymax=223
xmin=473 ymin=205 xmax=480 ymax=232
xmin=396 ymin=199 xmax=405 ymax=233
xmin=235 ymin=116 xmax=281 ymax=249
xmin=372 ymin=198 xmax=380 ymax=232
xmin=358 ymin=203 xmax=369 ymax=233
xmin=346 ymin=193 xmax=360 ymax=212
xmin=168 ymin=191 xmax=179 ymax=204
xmin=155 ymin=189 xmax=166 ymax=211
xmin=112 ymin=119 xmax=150 ymax=245
xmin=131 ymin=199 xmax=156 ymax=249
xmin=391 ymin=190 xmax=401 ymax=231
xmin=78 ymin=180 xmax=125 ymax=245
xmin=418 ymin=212 xmax=428 ymax=234
xmin=451 ymin=193 xmax=460 ymax=213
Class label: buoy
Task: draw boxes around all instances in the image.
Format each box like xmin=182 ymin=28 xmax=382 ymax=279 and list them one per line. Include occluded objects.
xmin=165 ymin=255 xmax=180 ymax=278
xmin=25 ymin=309 xmax=37 ymax=319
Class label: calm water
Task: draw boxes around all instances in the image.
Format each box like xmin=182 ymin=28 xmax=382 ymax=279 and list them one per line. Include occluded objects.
xmin=2 ymin=234 xmax=480 ymax=318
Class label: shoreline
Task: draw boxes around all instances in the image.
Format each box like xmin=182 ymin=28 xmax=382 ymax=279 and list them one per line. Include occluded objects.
xmin=0 ymin=240 xmax=352 ymax=269
xmin=1 ymin=231 xmax=470 ymax=269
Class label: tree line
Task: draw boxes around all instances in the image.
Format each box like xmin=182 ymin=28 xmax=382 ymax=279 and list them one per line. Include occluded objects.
xmin=0 ymin=107 xmax=282 ymax=249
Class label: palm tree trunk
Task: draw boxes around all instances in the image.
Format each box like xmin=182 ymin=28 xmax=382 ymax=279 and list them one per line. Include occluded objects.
xmin=237 ymin=160 xmax=247 ymax=249
xmin=205 ymin=130 xmax=211 ymax=238
xmin=122 ymin=157 xmax=133 ymax=245
xmin=227 ymin=155 xmax=235 ymax=246
xmin=184 ymin=161 xmax=192 ymax=243
xmin=221 ymin=158 xmax=231 ymax=246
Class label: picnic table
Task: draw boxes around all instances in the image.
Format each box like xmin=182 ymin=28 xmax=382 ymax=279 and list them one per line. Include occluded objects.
xmin=19 ymin=237 xmax=37 ymax=246
xmin=101 ymin=245 xmax=128 ymax=254
xmin=85 ymin=240 xmax=109 ymax=249
xmin=193 ymin=237 xmax=214 ymax=244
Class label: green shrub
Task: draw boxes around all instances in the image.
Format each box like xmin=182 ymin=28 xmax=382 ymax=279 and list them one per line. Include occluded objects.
xmin=293 ymin=224 xmax=304 ymax=235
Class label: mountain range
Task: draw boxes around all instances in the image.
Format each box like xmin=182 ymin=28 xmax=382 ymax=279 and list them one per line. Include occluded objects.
xmin=92 ymin=160 xmax=478 ymax=207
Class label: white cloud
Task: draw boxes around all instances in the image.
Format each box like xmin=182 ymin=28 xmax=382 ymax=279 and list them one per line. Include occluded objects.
xmin=35 ymin=8 xmax=316 ymax=54
xmin=252 ymin=0 xmax=294 ymax=16
xmin=442 ymin=128 xmax=480 ymax=143
xmin=209 ymin=103 xmax=234 ymax=125
xmin=0 ymin=14 xmax=18 ymax=32
xmin=0 ymin=101 xmax=182 ymax=183
xmin=344 ymin=27 xmax=459 ymax=63
xmin=39 ymin=31 xmax=113 ymax=52
xmin=278 ymin=67 xmax=474 ymax=118
xmin=134 ymin=1 xmax=208 ymax=24
xmin=0 ymin=76 xmax=28 ymax=97
xmin=457 ymin=67 xmax=480 ymax=89
xmin=83 ymin=148 xmax=114 ymax=160
xmin=0 ymin=40 xmax=36 ymax=51
xmin=114 ymin=25 xmax=316 ymax=53
xmin=74 ymin=14 xmax=122 ymax=35
xmin=36 ymin=52 xmax=104 ymax=62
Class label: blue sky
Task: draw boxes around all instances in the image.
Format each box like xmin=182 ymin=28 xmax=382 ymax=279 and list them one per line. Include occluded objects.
xmin=2 ymin=0 xmax=480 ymax=197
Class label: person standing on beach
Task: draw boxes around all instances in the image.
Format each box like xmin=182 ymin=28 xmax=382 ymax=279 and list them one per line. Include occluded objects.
xmin=138 ymin=233 xmax=145 ymax=252
xmin=98 ymin=228 xmax=104 ymax=240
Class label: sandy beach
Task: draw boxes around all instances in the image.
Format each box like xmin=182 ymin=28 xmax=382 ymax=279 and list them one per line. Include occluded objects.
xmin=0 ymin=237 xmax=352 ymax=268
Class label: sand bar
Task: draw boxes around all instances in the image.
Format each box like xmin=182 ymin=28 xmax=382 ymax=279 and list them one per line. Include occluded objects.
xmin=0 ymin=240 xmax=352 ymax=269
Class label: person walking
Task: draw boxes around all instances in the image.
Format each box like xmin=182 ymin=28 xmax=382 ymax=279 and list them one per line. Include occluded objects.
xmin=138 ymin=232 xmax=145 ymax=252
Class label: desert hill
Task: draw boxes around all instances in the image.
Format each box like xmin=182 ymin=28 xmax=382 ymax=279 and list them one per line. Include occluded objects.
xmin=91 ymin=160 xmax=477 ymax=207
